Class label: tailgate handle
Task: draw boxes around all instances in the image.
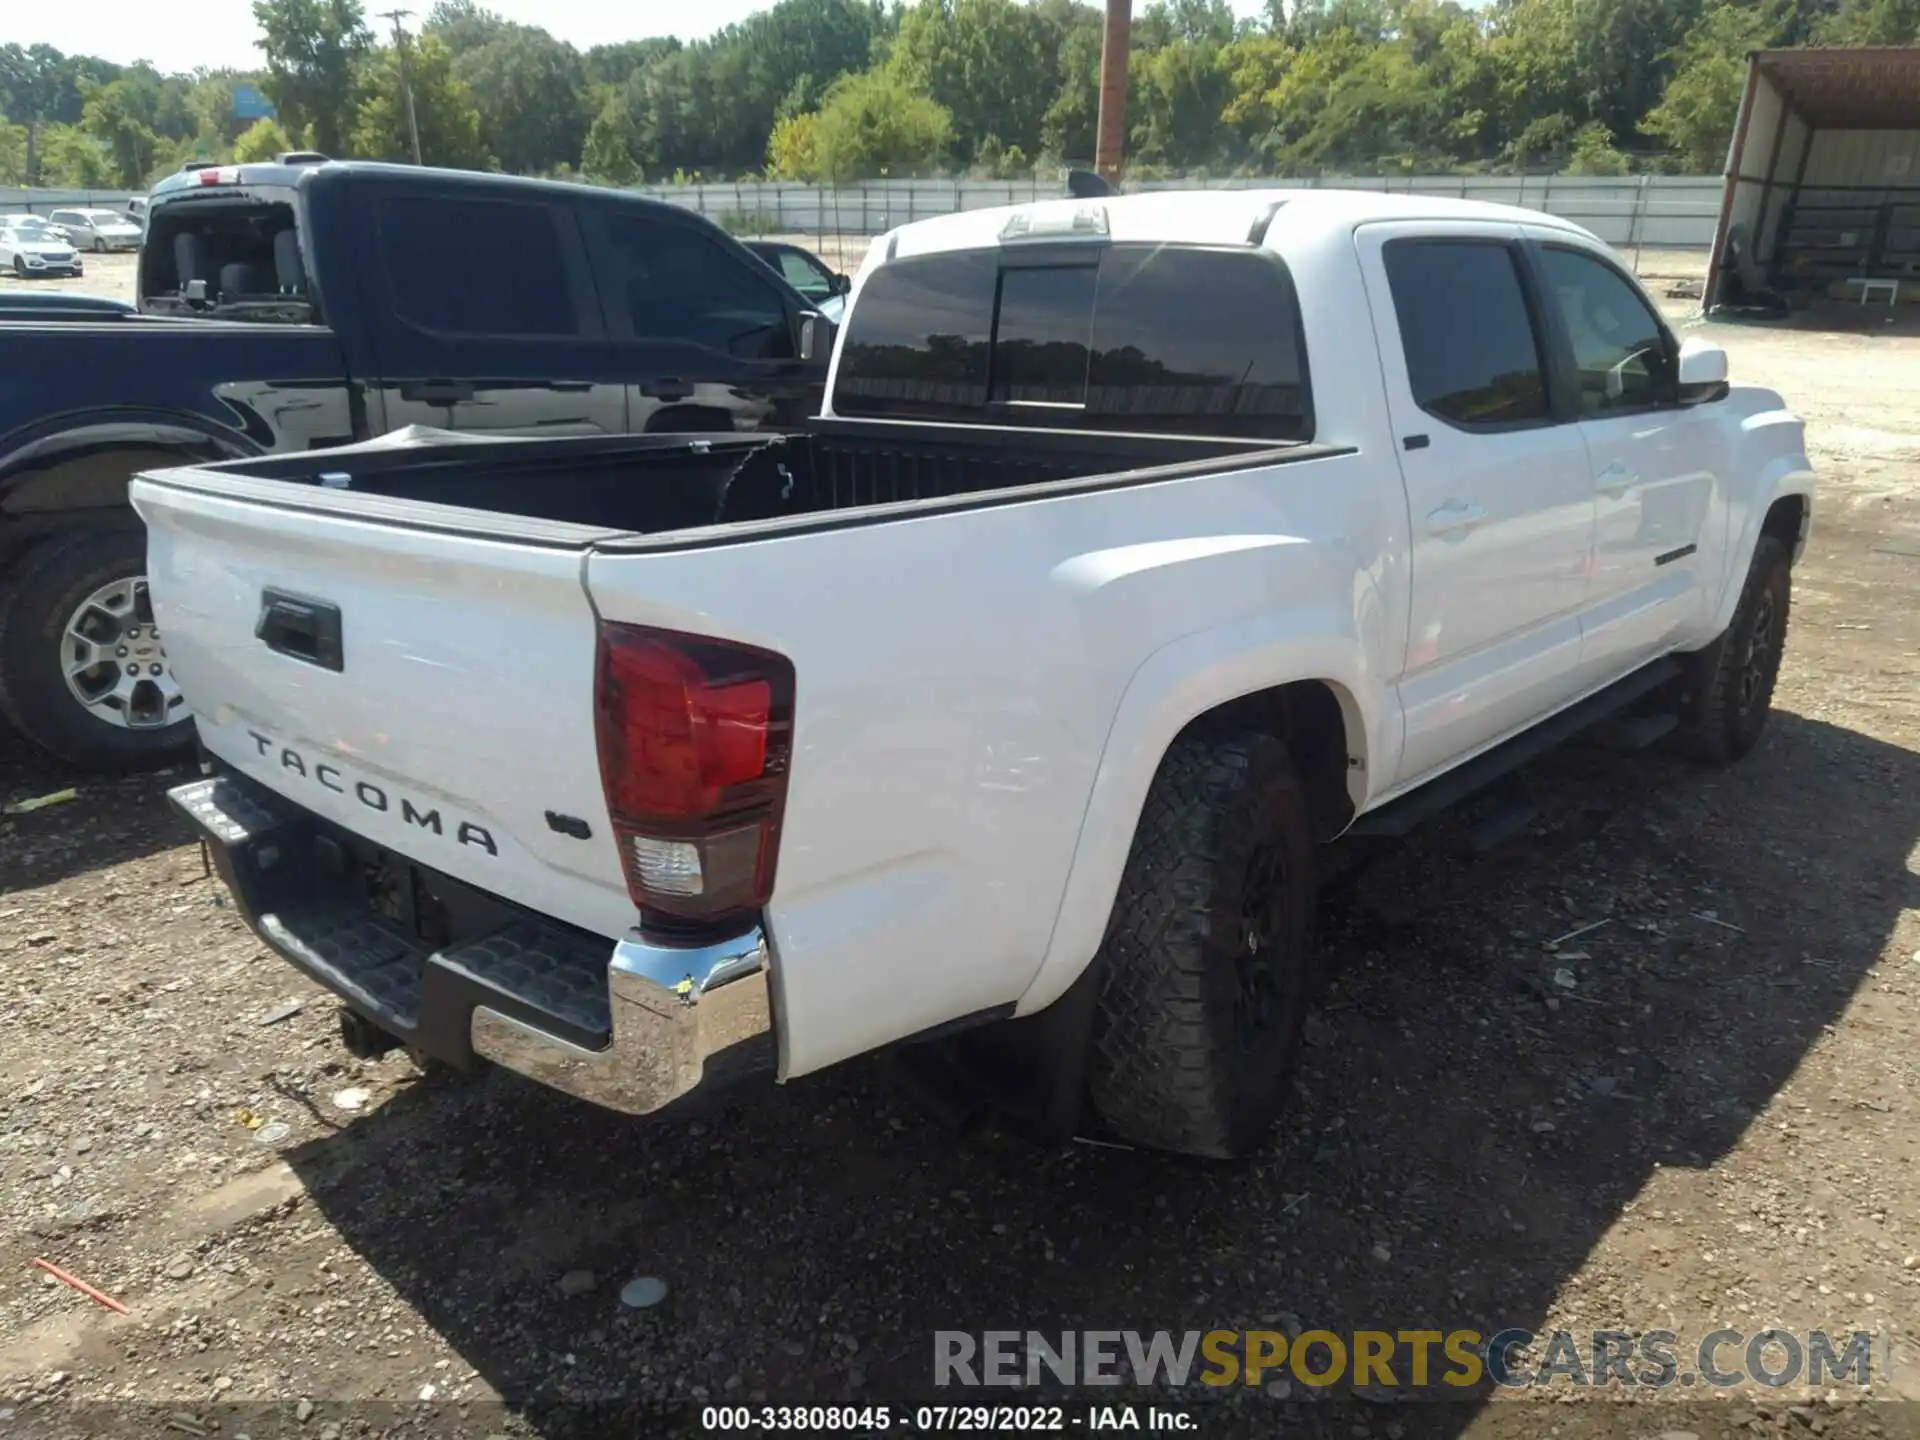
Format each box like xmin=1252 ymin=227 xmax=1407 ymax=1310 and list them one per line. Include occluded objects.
xmin=400 ymin=379 xmax=475 ymax=405
xmin=256 ymin=589 xmax=344 ymax=672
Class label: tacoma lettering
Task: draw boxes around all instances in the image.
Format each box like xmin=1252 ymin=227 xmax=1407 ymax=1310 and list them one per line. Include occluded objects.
xmin=237 ymin=733 xmax=496 ymax=855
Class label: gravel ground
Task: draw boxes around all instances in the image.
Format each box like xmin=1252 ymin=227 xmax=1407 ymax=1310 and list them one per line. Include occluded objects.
xmin=2 ymin=262 xmax=1919 ymax=1440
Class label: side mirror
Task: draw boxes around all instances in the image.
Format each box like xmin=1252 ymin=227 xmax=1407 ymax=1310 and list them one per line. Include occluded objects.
xmin=798 ymin=311 xmax=835 ymax=363
xmin=831 ymin=272 xmax=852 ymax=296
xmin=1676 ymin=335 xmax=1729 ymax=403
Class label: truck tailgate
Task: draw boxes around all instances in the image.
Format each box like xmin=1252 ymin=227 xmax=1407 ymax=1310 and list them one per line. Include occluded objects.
xmin=131 ymin=470 xmax=637 ymax=941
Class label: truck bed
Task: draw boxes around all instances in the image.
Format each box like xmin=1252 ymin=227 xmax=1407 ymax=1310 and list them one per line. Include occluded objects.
xmin=173 ymin=419 xmax=1294 ymax=537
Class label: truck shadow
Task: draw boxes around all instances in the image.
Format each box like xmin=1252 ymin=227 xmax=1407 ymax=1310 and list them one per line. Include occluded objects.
xmin=0 ymin=728 xmax=195 ymax=891
xmin=279 ymin=706 xmax=1917 ymax=1435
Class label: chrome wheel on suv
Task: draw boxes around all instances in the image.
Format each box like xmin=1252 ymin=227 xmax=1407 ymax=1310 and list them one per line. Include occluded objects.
xmin=61 ymin=576 xmax=185 ymax=732
xmin=0 ymin=529 xmax=198 ymax=769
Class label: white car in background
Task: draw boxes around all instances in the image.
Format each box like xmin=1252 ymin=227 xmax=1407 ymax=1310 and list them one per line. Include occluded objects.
xmin=0 ymin=216 xmax=85 ymax=278
xmin=47 ymin=207 xmax=145 ymax=253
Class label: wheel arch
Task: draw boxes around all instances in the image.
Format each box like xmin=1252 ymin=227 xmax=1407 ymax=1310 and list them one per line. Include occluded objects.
xmin=1711 ymin=452 xmax=1814 ymax=636
xmin=1015 ymin=613 xmax=1381 ymax=1017
xmin=1 ymin=413 xmax=258 ymax=538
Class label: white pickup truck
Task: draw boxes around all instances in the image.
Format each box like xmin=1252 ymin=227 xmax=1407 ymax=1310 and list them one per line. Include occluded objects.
xmin=135 ymin=189 xmax=1815 ymax=1158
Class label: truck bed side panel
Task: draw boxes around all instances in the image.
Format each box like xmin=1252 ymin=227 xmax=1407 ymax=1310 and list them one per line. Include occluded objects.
xmin=0 ymin=325 xmax=359 ymax=469
xmin=585 ymin=447 xmax=1397 ymax=1077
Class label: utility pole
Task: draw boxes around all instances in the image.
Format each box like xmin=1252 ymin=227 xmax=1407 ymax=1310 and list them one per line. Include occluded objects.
xmin=378 ymin=8 xmax=424 ymax=165
xmin=1094 ymin=0 xmax=1132 ymax=182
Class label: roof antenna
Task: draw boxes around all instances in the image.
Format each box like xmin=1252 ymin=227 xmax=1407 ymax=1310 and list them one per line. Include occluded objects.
xmin=1066 ymin=168 xmax=1112 ymax=200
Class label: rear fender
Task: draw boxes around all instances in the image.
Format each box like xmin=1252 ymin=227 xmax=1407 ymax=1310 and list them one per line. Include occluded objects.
xmin=1015 ymin=609 xmax=1383 ymax=1016
xmin=1 ymin=413 xmax=256 ymax=525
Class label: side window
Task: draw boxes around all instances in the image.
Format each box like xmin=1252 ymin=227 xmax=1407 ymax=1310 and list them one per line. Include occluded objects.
xmin=599 ymin=212 xmax=794 ymax=360
xmin=776 ymin=250 xmax=828 ymax=296
xmin=377 ymin=195 xmax=579 ymax=338
xmin=1085 ymin=247 xmax=1310 ymax=439
xmin=1383 ymin=240 xmax=1549 ymax=426
xmin=1536 ymin=247 xmax=1676 ymax=413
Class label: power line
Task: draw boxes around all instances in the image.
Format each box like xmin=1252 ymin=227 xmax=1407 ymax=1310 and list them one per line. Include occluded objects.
xmin=376 ymin=7 xmax=424 ymax=166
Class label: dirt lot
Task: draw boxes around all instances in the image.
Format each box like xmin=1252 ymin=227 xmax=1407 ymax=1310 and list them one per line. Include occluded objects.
xmin=3 ymin=259 xmax=1919 ymax=1440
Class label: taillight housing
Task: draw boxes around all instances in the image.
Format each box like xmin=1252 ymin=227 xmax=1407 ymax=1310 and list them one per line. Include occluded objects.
xmin=593 ymin=622 xmax=795 ymax=926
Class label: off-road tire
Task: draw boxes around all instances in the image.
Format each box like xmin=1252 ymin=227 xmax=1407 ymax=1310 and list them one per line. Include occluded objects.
xmin=0 ymin=528 xmax=196 ymax=769
xmin=1673 ymin=535 xmax=1792 ymax=765
xmin=1086 ymin=732 xmax=1317 ymax=1159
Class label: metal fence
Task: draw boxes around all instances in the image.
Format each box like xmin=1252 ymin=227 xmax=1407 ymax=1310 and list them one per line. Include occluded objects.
xmin=2 ymin=172 xmax=1725 ymax=251
xmin=633 ymin=174 xmax=1727 ymax=251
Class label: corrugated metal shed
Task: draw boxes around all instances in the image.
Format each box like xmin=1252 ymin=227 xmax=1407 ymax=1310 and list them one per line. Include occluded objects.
xmin=1756 ymin=47 xmax=1920 ymax=130
xmin=1705 ymin=47 xmax=1920 ymax=311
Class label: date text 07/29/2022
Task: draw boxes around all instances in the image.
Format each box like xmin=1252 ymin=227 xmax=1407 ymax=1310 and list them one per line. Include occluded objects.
xmin=700 ymin=1405 xmax=1195 ymax=1432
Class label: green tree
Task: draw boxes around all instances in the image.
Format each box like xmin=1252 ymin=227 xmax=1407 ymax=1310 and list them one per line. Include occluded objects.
xmin=233 ymin=116 xmax=297 ymax=161
xmin=0 ymin=115 xmax=28 ymax=185
xmin=1128 ymin=38 xmax=1235 ymax=168
xmin=765 ymin=109 xmax=820 ymax=178
xmin=891 ymin=0 xmax=1057 ymax=159
xmin=253 ymin=0 xmax=371 ymax=155
xmin=0 ymin=43 xmax=97 ymax=182
xmin=421 ymin=0 xmax=514 ymax=55
xmin=453 ymin=29 xmax=587 ymax=174
xmin=1039 ymin=6 xmax=1104 ymax=162
xmin=580 ymin=84 xmax=643 ymax=182
xmin=35 ymin=122 xmax=115 ymax=186
xmin=1643 ymin=3 xmax=1776 ymax=170
xmin=807 ymin=68 xmax=953 ymax=179
xmin=79 ymin=76 xmax=163 ymax=187
xmin=583 ymin=38 xmax=682 ymax=90
xmin=351 ymin=33 xmax=490 ymax=168
xmin=1818 ymin=0 xmax=1920 ymax=40
xmin=1565 ymin=120 xmax=1630 ymax=173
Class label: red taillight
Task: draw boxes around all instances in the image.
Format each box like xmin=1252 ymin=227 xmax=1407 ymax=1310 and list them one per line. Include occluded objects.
xmin=594 ymin=623 xmax=795 ymax=923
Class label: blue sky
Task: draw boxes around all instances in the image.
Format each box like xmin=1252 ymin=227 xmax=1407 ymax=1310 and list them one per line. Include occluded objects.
xmin=8 ymin=0 xmax=1278 ymax=74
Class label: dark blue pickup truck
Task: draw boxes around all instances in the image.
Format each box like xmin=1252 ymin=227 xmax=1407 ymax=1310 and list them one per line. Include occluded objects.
xmin=0 ymin=158 xmax=833 ymax=768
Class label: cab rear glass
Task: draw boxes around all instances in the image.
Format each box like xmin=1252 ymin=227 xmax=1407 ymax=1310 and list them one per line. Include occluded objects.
xmin=834 ymin=241 xmax=1313 ymax=440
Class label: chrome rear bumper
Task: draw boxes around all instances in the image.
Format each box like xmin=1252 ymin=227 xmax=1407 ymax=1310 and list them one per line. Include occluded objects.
xmin=469 ymin=928 xmax=774 ymax=1114
xmin=170 ymin=772 xmax=775 ymax=1116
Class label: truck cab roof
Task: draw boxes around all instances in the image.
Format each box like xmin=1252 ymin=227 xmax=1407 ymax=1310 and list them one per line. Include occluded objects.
xmin=149 ymin=159 xmax=678 ymax=214
xmin=878 ymin=187 xmax=1606 ymax=260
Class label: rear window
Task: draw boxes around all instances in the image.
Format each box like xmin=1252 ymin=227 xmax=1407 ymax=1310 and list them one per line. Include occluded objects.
xmin=140 ymin=195 xmax=309 ymax=321
xmin=835 ymin=243 xmax=1312 ymax=439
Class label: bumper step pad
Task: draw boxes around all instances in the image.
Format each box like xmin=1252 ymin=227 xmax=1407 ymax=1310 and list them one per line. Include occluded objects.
xmin=171 ymin=773 xmax=612 ymax=1066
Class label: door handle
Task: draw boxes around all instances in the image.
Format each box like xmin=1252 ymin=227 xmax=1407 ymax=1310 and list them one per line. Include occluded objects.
xmin=256 ymin=589 xmax=344 ymax=672
xmin=399 ymin=379 xmax=475 ymax=405
xmin=642 ymin=378 xmax=694 ymax=402
xmin=550 ymin=380 xmax=592 ymax=393
xmin=1426 ymin=502 xmax=1488 ymax=537
xmin=1596 ymin=463 xmax=1638 ymax=499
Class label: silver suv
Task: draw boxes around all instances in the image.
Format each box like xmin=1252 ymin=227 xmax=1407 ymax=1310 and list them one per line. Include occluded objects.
xmin=48 ymin=208 xmax=145 ymax=253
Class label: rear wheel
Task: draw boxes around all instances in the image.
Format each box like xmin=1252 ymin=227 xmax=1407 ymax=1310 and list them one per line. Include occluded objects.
xmin=1086 ymin=733 xmax=1317 ymax=1158
xmin=0 ymin=529 xmax=196 ymax=769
